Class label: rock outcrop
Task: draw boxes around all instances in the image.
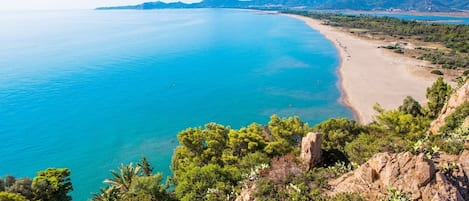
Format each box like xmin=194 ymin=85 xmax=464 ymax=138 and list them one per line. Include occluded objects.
xmin=430 ymin=81 xmax=469 ymax=134
xmin=433 ymin=150 xmax=469 ymax=200
xmin=329 ymin=152 xmax=468 ymax=200
xmin=235 ymin=184 xmax=256 ymax=201
xmin=300 ymin=132 xmax=322 ymax=170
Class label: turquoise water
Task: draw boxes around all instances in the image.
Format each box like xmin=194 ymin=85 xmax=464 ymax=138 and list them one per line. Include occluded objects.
xmin=370 ymin=14 xmax=469 ymax=24
xmin=0 ymin=9 xmax=351 ymax=200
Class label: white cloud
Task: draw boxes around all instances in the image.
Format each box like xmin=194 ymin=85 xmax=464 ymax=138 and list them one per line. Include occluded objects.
xmin=0 ymin=0 xmax=201 ymax=10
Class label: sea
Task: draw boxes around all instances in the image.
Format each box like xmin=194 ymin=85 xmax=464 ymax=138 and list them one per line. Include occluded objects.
xmin=0 ymin=9 xmax=352 ymax=199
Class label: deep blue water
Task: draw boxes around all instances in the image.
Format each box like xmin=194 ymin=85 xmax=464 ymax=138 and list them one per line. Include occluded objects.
xmin=370 ymin=14 xmax=469 ymax=24
xmin=0 ymin=9 xmax=351 ymax=200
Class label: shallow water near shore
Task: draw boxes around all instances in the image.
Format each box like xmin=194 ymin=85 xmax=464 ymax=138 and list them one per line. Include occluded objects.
xmin=369 ymin=13 xmax=469 ymax=24
xmin=0 ymin=9 xmax=351 ymax=199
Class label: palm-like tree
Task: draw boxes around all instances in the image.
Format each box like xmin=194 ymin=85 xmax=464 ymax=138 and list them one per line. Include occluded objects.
xmin=92 ymin=186 xmax=120 ymax=201
xmin=104 ymin=163 xmax=142 ymax=193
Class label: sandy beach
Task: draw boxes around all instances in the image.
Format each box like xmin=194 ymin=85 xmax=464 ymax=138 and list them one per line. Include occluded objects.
xmin=285 ymin=14 xmax=437 ymax=123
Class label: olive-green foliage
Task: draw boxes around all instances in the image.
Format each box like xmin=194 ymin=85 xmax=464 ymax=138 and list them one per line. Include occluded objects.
xmin=427 ymin=127 xmax=468 ymax=155
xmin=237 ymin=152 xmax=270 ymax=174
xmin=92 ymin=186 xmax=120 ymax=201
xmin=398 ymin=96 xmax=424 ymax=117
xmin=8 ymin=178 xmax=33 ymax=200
xmin=346 ymin=95 xmax=430 ymax=164
xmin=264 ymin=115 xmax=309 ymax=156
xmin=0 ymin=177 xmax=4 ymax=192
xmin=328 ymin=192 xmax=365 ymax=201
xmin=385 ymin=186 xmax=411 ymax=201
xmin=254 ymin=165 xmax=349 ymax=201
xmin=137 ymin=157 xmax=153 ymax=177
xmin=282 ymin=11 xmax=469 ymax=69
xmin=226 ymin=123 xmax=266 ymax=161
xmin=171 ymin=115 xmax=309 ymax=201
xmin=254 ymin=178 xmax=278 ymax=201
xmin=125 ymin=174 xmax=173 ymax=201
xmin=426 ymin=77 xmax=452 ymax=119
xmin=32 ymin=168 xmax=73 ymax=201
xmin=254 ymin=174 xmax=320 ymax=201
xmin=457 ymin=76 xmax=468 ymax=87
xmin=5 ymin=175 xmax=15 ymax=188
xmin=313 ymin=118 xmax=364 ymax=152
xmin=95 ymin=161 xmax=174 ymax=201
xmin=439 ymin=102 xmax=469 ymax=133
xmin=104 ymin=163 xmax=142 ymax=193
xmin=0 ymin=192 xmax=28 ymax=201
xmin=374 ymin=104 xmax=430 ymax=140
xmin=431 ymin=70 xmax=444 ymax=75
xmin=175 ymin=164 xmax=235 ymax=201
xmin=345 ymin=133 xmax=409 ymax=164
xmin=173 ymin=123 xmax=230 ymax=172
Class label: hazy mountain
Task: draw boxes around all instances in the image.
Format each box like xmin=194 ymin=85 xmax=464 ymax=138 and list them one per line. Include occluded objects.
xmin=96 ymin=0 xmax=469 ymax=12
xmin=317 ymin=0 xmax=456 ymax=12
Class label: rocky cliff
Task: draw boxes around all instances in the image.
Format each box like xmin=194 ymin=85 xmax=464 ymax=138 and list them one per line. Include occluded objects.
xmin=430 ymin=81 xmax=469 ymax=134
xmin=329 ymin=151 xmax=469 ymax=200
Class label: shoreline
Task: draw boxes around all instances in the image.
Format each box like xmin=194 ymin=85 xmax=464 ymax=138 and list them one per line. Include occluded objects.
xmin=284 ymin=14 xmax=436 ymax=124
xmin=342 ymin=10 xmax=469 ymax=17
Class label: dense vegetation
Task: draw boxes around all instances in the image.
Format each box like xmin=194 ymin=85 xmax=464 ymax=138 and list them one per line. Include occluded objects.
xmin=283 ymin=10 xmax=469 ymax=70
xmin=0 ymin=168 xmax=72 ymax=201
xmin=3 ymin=78 xmax=467 ymax=200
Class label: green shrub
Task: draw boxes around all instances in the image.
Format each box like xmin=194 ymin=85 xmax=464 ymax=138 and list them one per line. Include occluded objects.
xmin=328 ymin=192 xmax=365 ymax=201
xmin=463 ymin=70 xmax=469 ymax=76
xmin=398 ymin=96 xmax=424 ymax=117
xmin=313 ymin=118 xmax=364 ymax=152
xmin=428 ymin=127 xmax=468 ymax=155
xmin=431 ymin=70 xmax=444 ymax=75
xmin=439 ymin=102 xmax=469 ymax=133
xmin=394 ymin=49 xmax=404 ymax=54
xmin=385 ymin=186 xmax=411 ymax=201
xmin=345 ymin=133 xmax=409 ymax=164
xmin=426 ymin=77 xmax=452 ymax=119
xmin=0 ymin=192 xmax=28 ymax=201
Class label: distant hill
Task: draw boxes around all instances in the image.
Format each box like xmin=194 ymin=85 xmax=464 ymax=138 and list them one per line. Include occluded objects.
xmin=96 ymin=0 xmax=469 ymax=12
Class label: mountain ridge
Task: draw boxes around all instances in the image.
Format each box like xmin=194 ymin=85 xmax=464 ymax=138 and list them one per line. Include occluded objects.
xmin=96 ymin=0 xmax=469 ymax=12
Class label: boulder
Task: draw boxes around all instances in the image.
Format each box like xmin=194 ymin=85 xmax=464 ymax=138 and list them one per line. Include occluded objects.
xmin=300 ymin=132 xmax=322 ymax=170
xmin=329 ymin=152 xmax=466 ymax=200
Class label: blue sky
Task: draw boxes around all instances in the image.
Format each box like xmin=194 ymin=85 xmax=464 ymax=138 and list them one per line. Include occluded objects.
xmin=0 ymin=0 xmax=200 ymax=10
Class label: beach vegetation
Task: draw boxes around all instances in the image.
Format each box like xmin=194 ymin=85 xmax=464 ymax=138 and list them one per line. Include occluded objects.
xmin=464 ymin=70 xmax=469 ymax=76
xmin=283 ymin=10 xmax=469 ymax=71
xmin=430 ymin=69 xmax=444 ymax=75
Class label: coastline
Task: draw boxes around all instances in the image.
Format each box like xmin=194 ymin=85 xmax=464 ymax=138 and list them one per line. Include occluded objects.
xmin=342 ymin=10 xmax=469 ymax=17
xmin=284 ymin=14 xmax=437 ymax=124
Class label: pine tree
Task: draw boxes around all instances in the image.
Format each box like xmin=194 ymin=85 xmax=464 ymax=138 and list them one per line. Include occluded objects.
xmin=138 ymin=156 xmax=153 ymax=176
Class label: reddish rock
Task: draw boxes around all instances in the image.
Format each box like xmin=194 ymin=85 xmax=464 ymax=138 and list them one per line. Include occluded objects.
xmin=430 ymin=82 xmax=469 ymax=134
xmin=300 ymin=132 xmax=322 ymax=170
xmin=329 ymin=152 xmax=466 ymax=200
